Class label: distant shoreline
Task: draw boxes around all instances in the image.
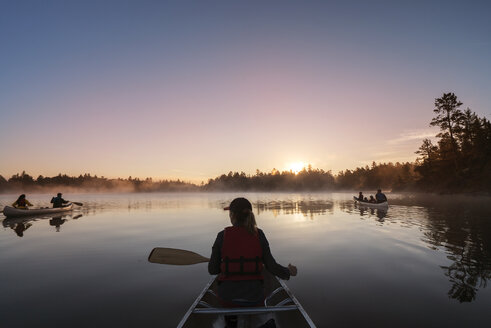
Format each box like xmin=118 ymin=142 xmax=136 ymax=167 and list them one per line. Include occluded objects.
xmin=1 ymin=189 xmax=489 ymax=197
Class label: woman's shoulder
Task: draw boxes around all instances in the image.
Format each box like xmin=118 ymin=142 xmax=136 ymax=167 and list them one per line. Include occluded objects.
xmin=257 ymin=228 xmax=268 ymax=241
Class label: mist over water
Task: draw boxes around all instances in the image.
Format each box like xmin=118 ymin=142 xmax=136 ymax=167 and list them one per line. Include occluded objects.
xmin=1 ymin=192 xmax=490 ymax=327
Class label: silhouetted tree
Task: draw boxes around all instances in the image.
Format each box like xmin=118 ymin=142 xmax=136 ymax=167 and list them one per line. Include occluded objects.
xmin=415 ymin=93 xmax=490 ymax=191
xmin=430 ymin=93 xmax=464 ymax=172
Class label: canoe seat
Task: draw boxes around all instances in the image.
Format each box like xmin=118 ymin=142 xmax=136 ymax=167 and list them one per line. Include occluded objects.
xmin=193 ymin=284 xmax=297 ymax=315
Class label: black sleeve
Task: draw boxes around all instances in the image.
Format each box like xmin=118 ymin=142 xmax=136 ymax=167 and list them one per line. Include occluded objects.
xmin=208 ymin=231 xmax=224 ymax=275
xmin=63 ymin=198 xmax=69 ymax=204
xmin=258 ymin=229 xmax=291 ymax=280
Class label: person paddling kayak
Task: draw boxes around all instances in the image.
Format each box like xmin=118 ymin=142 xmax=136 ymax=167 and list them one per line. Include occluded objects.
xmin=51 ymin=193 xmax=69 ymax=208
xmin=12 ymin=194 xmax=33 ymax=209
xmin=208 ymin=197 xmax=297 ymax=327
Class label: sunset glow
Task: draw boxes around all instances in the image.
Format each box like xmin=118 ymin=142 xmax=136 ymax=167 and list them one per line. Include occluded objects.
xmin=288 ymin=162 xmax=306 ymax=175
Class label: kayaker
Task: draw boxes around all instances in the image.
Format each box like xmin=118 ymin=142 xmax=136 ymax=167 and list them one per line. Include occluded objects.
xmin=51 ymin=193 xmax=69 ymax=208
xmin=357 ymin=191 xmax=364 ymax=201
xmin=12 ymin=194 xmax=33 ymax=209
xmin=369 ymin=195 xmax=376 ymax=203
xmin=208 ymin=197 xmax=297 ymax=310
xmin=375 ymin=189 xmax=387 ymax=203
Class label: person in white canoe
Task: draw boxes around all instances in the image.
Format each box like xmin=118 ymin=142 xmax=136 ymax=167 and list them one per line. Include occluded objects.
xmin=375 ymin=189 xmax=388 ymax=203
xmin=12 ymin=194 xmax=33 ymax=209
xmin=51 ymin=193 xmax=70 ymax=208
xmin=356 ymin=189 xmax=388 ymax=204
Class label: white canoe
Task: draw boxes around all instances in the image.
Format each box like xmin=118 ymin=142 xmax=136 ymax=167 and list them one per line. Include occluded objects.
xmin=353 ymin=196 xmax=388 ymax=208
xmin=177 ymin=270 xmax=316 ymax=328
xmin=2 ymin=204 xmax=73 ymax=217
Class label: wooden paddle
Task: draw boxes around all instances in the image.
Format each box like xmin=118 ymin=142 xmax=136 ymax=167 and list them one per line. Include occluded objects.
xmin=70 ymin=201 xmax=83 ymax=206
xmin=148 ymin=247 xmax=210 ymax=265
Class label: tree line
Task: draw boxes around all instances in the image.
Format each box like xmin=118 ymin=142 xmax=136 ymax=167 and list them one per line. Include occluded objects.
xmin=0 ymin=172 xmax=198 ymax=193
xmin=0 ymin=164 xmax=418 ymax=193
xmin=1 ymin=93 xmax=488 ymax=193
xmin=415 ymin=93 xmax=491 ymax=192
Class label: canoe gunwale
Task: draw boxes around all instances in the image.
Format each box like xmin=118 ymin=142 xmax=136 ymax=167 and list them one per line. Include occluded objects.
xmin=176 ymin=276 xmax=215 ymax=328
xmin=278 ymin=278 xmax=317 ymax=328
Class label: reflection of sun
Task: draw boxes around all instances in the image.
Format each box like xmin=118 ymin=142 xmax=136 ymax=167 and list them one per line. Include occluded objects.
xmin=288 ymin=162 xmax=305 ymax=174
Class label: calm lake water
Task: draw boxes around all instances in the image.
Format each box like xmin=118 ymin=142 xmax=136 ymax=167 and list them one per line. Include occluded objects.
xmin=1 ymin=192 xmax=490 ymax=328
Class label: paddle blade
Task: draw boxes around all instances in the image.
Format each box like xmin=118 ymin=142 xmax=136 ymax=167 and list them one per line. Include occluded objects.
xmin=148 ymin=247 xmax=210 ymax=265
xmin=71 ymin=202 xmax=83 ymax=206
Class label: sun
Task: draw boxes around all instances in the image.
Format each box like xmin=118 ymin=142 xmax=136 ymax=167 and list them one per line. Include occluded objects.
xmin=288 ymin=162 xmax=306 ymax=174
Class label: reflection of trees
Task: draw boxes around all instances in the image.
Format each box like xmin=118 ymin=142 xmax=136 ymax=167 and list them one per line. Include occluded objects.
xmin=341 ymin=196 xmax=491 ymax=302
xmin=216 ymin=199 xmax=334 ymax=219
xmin=437 ymin=218 xmax=491 ymax=303
xmin=254 ymin=200 xmax=334 ymax=220
xmin=422 ymin=207 xmax=491 ymax=303
xmin=442 ymin=252 xmax=491 ymax=302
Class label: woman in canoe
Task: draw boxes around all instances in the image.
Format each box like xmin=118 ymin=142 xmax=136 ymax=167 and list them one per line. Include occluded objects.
xmin=208 ymin=197 xmax=297 ymax=310
xmin=11 ymin=194 xmax=33 ymax=209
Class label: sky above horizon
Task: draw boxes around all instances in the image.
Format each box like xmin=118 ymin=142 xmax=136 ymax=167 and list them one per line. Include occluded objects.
xmin=1 ymin=0 xmax=490 ymax=182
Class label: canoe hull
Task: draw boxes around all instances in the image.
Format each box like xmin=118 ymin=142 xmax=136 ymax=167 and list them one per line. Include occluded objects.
xmin=178 ymin=270 xmax=316 ymax=328
xmin=2 ymin=204 xmax=73 ymax=218
xmin=353 ymin=196 xmax=388 ymax=208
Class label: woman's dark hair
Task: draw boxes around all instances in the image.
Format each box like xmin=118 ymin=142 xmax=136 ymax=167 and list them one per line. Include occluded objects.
xmin=229 ymin=197 xmax=257 ymax=235
xmin=16 ymin=194 xmax=26 ymax=202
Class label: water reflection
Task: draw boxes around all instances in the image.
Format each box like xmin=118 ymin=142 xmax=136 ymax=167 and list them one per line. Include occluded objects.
xmin=342 ymin=198 xmax=491 ymax=303
xmin=213 ymin=197 xmax=335 ymax=219
xmin=421 ymin=208 xmax=491 ymax=303
xmin=3 ymin=219 xmax=33 ymax=237
xmin=339 ymin=200 xmax=388 ymax=223
xmin=1 ymin=193 xmax=490 ymax=307
xmin=2 ymin=213 xmax=83 ymax=236
xmin=49 ymin=216 xmax=67 ymax=232
xmin=254 ymin=199 xmax=334 ymax=219
xmin=372 ymin=208 xmax=387 ymax=222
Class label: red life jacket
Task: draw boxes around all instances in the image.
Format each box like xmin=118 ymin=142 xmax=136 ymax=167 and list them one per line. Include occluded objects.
xmin=219 ymin=226 xmax=264 ymax=281
xmin=17 ymin=199 xmax=26 ymax=207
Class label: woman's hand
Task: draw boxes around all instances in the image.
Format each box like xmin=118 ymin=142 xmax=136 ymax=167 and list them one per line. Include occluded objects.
xmin=288 ymin=264 xmax=297 ymax=276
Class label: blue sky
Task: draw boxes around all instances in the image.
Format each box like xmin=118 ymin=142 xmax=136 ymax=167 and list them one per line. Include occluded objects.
xmin=1 ymin=0 xmax=490 ymax=181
